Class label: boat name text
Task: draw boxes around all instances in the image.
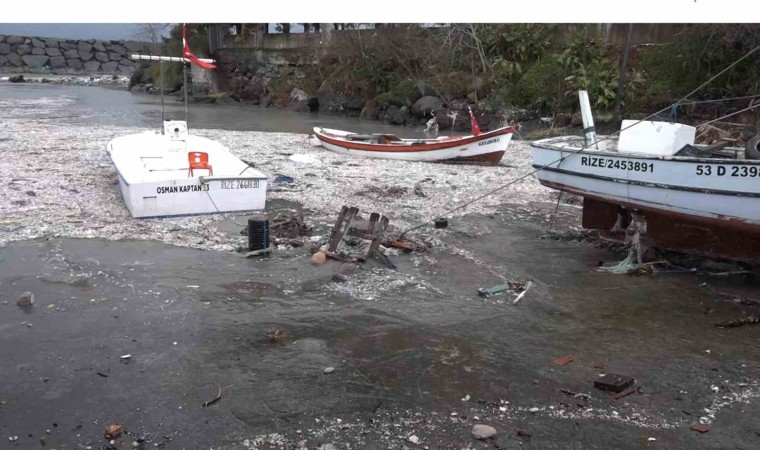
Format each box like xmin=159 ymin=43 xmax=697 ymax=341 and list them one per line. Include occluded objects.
xmin=156 ymin=184 xmax=210 ymax=194
xmin=478 ymin=137 xmax=500 ymax=146
xmin=580 ymin=156 xmax=654 ymax=173
xmin=221 ymin=180 xmax=260 ymax=190
xmin=695 ymin=164 xmax=760 ymax=177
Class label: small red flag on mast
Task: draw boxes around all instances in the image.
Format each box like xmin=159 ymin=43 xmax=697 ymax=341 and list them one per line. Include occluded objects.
xmin=468 ymin=107 xmax=481 ymax=136
xmin=183 ymin=24 xmax=216 ymax=69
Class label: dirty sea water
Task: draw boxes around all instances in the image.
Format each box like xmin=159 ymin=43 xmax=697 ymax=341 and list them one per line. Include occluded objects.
xmin=1 ymin=82 xmax=759 ymax=449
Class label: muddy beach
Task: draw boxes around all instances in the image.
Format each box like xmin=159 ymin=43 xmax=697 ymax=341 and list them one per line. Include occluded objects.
xmin=1 ymin=82 xmax=760 ymax=449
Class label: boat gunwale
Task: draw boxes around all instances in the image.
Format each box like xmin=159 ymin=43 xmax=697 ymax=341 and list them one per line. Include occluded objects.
xmin=314 ymin=125 xmax=515 ymax=153
xmin=531 ymin=135 xmax=756 ymax=165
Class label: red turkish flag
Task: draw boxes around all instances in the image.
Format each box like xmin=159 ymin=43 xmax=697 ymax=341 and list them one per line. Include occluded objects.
xmin=183 ymin=24 xmax=216 ymax=69
xmin=469 ymin=107 xmax=481 ymax=136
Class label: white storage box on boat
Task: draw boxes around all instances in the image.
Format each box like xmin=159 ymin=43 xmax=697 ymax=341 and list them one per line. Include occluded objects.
xmin=618 ymin=120 xmax=696 ymax=156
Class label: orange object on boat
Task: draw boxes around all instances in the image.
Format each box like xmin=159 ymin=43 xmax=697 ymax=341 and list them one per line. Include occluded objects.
xmin=188 ymin=151 xmax=213 ymax=177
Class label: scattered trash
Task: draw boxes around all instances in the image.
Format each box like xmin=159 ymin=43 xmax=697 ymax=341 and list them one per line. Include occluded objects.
xmin=311 ymin=251 xmax=327 ymax=265
xmin=16 ymin=291 xmax=34 ymax=307
xmin=594 ymin=374 xmax=635 ymax=393
xmin=592 ymin=362 xmax=607 ymax=369
xmin=648 ymin=437 xmax=656 ymax=442
xmin=104 ymin=423 xmax=123 ymax=439
xmin=270 ymin=214 xmax=311 ymax=239
xmin=8 ymin=436 xmax=18 ymax=442
xmin=202 ymin=384 xmax=234 ymax=407
xmin=512 ymin=281 xmax=534 ymax=304
xmin=690 ymin=425 xmax=710 ymax=433
xmin=614 ymin=388 xmax=635 ymax=399
xmin=332 ymin=273 xmax=350 ymax=283
xmin=715 ymin=316 xmax=759 ymax=328
xmin=477 ymin=280 xmax=531 ymax=301
xmin=97 ymin=372 xmax=109 ymax=378
xmin=471 ymin=424 xmax=497 ymax=440
xmin=265 ymin=328 xmax=287 ymax=344
xmin=461 ymin=394 xmax=471 ymax=402
xmin=289 ymin=154 xmax=319 ymax=165
xmin=558 ymin=389 xmax=590 ymax=400
xmin=554 ymin=355 xmax=574 ymax=366
xmin=273 ymin=175 xmax=295 ymax=184
xmin=120 ymin=354 xmax=132 ymax=360
xmin=407 ymin=435 xmax=421 ymax=444
xmin=323 ymin=367 xmax=335 ymax=374
xmin=434 ymin=218 xmax=448 ymax=229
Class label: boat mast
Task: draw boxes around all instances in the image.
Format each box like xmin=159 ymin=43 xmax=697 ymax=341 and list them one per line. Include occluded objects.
xmin=160 ymin=60 xmax=165 ymax=132
xmin=183 ymin=61 xmax=189 ymax=126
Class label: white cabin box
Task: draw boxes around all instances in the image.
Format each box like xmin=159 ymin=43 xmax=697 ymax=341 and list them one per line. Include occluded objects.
xmin=618 ymin=120 xmax=696 ymax=156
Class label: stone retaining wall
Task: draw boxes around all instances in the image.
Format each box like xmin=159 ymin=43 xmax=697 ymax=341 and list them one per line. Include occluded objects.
xmin=0 ymin=35 xmax=149 ymax=75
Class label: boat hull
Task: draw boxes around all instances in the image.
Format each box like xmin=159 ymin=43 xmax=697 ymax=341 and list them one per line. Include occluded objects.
xmin=314 ymin=127 xmax=514 ymax=165
xmin=530 ymin=138 xmax=760 ymax=259
xmin=108 ymin=132 xmax=268 ymax=219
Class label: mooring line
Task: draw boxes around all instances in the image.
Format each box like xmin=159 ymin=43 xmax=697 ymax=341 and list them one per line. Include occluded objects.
xmin=398 ymin=45 xmax=760 ymax=238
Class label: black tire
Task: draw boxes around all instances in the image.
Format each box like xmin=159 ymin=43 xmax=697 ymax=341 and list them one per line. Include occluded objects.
xmin=747 ymin=134 xmax=760 ymax=160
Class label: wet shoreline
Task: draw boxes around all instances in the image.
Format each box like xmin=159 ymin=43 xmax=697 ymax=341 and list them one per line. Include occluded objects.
xmin=1 ymin=82 xmax=759 ymax=449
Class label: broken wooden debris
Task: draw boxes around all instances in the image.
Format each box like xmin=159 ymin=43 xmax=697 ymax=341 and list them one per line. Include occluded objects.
xmin=512 ymin=281 xmax=533 ymax=304
xmin=558 ymin=388 xmax=590 ymax=400
xmin=594 ymin=374 xmax=635 ymax=393
xmin=715 ymin=316 xmax=759 ymax=328
xmin=614 ymin=388 xmax=635 ymax=399
xmin=554 ymin=355 xmax=574 ymax=366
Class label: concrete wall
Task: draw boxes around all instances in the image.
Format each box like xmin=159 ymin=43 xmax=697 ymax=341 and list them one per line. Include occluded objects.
xmin=0 ymin=34 xmax=150 ymax=75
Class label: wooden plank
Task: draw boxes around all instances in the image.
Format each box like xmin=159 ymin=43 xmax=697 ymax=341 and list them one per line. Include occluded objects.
xmin=329 ymin=207 xmax=358 ymax=252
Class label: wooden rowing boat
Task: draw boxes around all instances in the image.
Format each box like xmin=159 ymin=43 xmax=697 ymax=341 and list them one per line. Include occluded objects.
xmin=313 ymin=125 xmax=516 ymax=165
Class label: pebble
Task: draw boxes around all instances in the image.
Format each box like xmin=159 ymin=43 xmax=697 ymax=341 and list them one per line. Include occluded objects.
xmin=408 ymin=435 xmax=421 ymax=444
xmin=471 ymin=424 xmax=497 ymax=440
xmin=311 ymin=251 xmax=326 ymax=265
xmin=17 ymin=291 xmax=34 ymax=307
xmin=528 ymin=407 xmax=540 ymax=413
xmin=323 ymin=366 xmax=335 ymax=374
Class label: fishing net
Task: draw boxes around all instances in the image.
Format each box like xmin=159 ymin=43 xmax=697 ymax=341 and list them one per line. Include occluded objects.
xmin=598 ymin=212 xmax=649 ymax=274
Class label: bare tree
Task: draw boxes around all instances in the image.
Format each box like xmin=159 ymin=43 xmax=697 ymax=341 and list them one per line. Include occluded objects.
xmin=133 ymin=23 xmax=172 ymax=51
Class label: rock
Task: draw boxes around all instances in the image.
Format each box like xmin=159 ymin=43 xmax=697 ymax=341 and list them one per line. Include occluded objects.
xmin=6 ymin=36 xmax=24 ymax=45
xmin=110 ymin=44 xmax=126 ymax=55
xmin=417 ymin=80 xmax=436 ymax=97
xmin=60 ymin=42 xmax=76 ymax=51
xmin=0 ymin=55 xmax=6 ymax=66
xmin=31 ymin=47 xmax=46 ymax=56
xmin=63 ymin=49 xmax=79 ymax=59
xmin=83 ymin=60 xmax=101 ymax=72
xmin=117 ymin=64 xmax=134 ymax=75
xmin=412 ymin=96 xmax=444 ymax=118
xmin=311 ymin=251 xmax=326 ymax=265
xmin=17 ymin=292 xmax=34 ymax=307
xmin=67 ymin=59 xmax=83 ymax=70
xmin=8 ymin=74 xmax=25 ymax=83
xmin=44 ymin=39 xmax=59 ymax=48
xmin=101 ymin=61 xmax=119 ymax=72
xmin=22 ymin=55 xmax=49 ymax=69
xmin=286 ymin=88 xmax=311 ymax=113
xmin=108 ymin=52 xmax=121 ymax=61
xmin=0 ymin=35 xmax=4 ymax=43
xmin=31 ymin=38 xmax=45 ymax=48
xmin=119 ymin=58 xmax=135 ymax=67
xmin=6 ymin=52 xmax=22 ymax=66
xmin=0 ymin=42 xmax=10 ymax=55
xmin=344 ymin=97 xmax=366 ymax=113
xmin=49 ymin=56 xmax=66 ymax=69
xmin=408 ymin=435 xmax=421 ymax=444
xmin=78 ymin=50 xmax=93 ymax=61
xmin=472 ymin=424 xmax=497 ymax=440
xmin=124 ymin=41 xmax=144 ymax=53
xmin=45 ymin=47 xmax=62 ymax=57
xmin=466 ymin=91 xmax=479 ymax=103
xmin=323 ymin=366 xmax=335 ymax=374
xmin=93 ymin=41 xmax=107 ymax=52
xmin=215 ymin=95 xmax=239 ymax=105
xmin=94 ymin=51 xmax=109 ymax=63
xmin=555 ymin=112 xmax=572 ymax=127
xmin=15 ymin=44 xmax=31 ymax=55
xmin=104 ymin=423 xmax=122 ymax=439
xmin=77 ymin=41 xmax=93 ymax=53
xmin=332 ymin=273 xmax=349 ymax=283
xmin=385 ymin=104 xmax=412 ymax=125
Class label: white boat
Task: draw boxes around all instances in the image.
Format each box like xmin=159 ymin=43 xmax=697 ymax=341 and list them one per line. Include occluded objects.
xmin=107 ymin=38 xmax=269 ymax=219
xmin=530 ymin=90 xmax=760 ymax=259
xmin=108 ymin=121 xmax=268 ymax=218
xmin=313 ymin=125 xmax=515 ymax=165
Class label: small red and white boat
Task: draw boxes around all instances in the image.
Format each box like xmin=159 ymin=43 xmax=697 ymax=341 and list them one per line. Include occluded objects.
xmin=313 ymin=119 xmax=515 ymax=165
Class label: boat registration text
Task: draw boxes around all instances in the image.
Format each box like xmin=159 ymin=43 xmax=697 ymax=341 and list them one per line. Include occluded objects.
xmin=157 ymin=184 xmax=210 ymax=194
xmin=580 ymin=156 xmax=654 ymax=173
xmin=221 ymin=180 xmax=260 ymax=190
xmin=695 ymin=164 xmax=760 ymax=177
